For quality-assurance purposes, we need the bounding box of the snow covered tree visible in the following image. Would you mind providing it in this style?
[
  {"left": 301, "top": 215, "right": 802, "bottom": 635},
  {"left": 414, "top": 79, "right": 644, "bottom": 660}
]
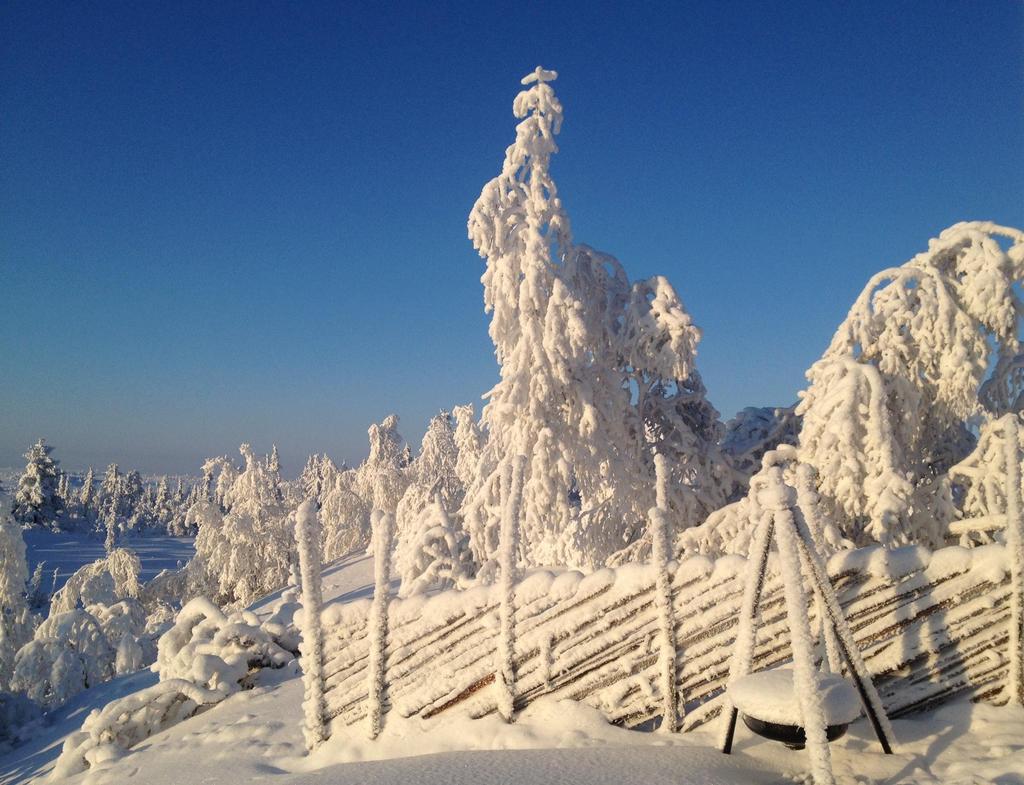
[
  {"left": 104, "top": 505, "right": 119, "bottom": 554},
  {"left": 356, "top": 415, "right": 408, "bottom": 514},
  {"left": 411, "top": 412, "right": 462, "bottom": 506},
  {"left": 152, "top": 477, "right": 172, "bottom": 530},
  {"left": 187, "top": 445, "right": 294, "bottom": 607},
  {"left": 267, "top": 445, "right": 283, "bottom": 502},
  {"left": 798, "top": 222, "right": 1024, "bottom": 547},
  {"left": 462, "top": 68, "right": 734, "bottom": 570},
  {"left": 721, "top": 405, "right": 801, "bottom": 480},
  {"left": 11, "top": 608, "right": 114, "bottom": 707},
  {"left": 199, "top": 461, "right": 215, "bottom": 504},
  {"left": 453, "top": 404, "right": 484, "bottom": 491},
  {"left": 13, "top": 440, "right": 60, "bottom": 528},
  {"left": 167, "top": 478, "right": 197, "bottom": 536},
  {"left": 56, "top": 472, "right": 71, "bottom": 517},
  {"left": 947, "top": 413, "right": 1024, "bottom": 544},
  {"left": 98, "top": 463, "right": 124, "bottom": 538},
  {"left": 319, "top": 468, "right": 371, "bottom": 562},
  {"left": 122, "top": 470, "right": 147, "bottom": 532},
  {"left": 299, "top": 454, "right": 327, "bottom": 500},
  {"left": 0, "top": 498, "right": 33, "bottom": 689},
  {"left": 395, "top": 411, "right": 465, "bottom": 554},
  {"left": 26, "top": 562, "right": 48, "bottom": 613},
  {"left": 173, "top": 477, "right": 186, "bottom": 506},
  {"left": 79, "top": 467, "right": 97, "bottom": 523},
  {"left": 208, "top": 456, "right": 238, "bottom": 511}
]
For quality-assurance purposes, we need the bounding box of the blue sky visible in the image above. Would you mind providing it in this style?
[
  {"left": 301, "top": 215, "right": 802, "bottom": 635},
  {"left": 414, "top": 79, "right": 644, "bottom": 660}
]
[{"left": 2, "top": 1, "right": 1021, "bottom": 476}]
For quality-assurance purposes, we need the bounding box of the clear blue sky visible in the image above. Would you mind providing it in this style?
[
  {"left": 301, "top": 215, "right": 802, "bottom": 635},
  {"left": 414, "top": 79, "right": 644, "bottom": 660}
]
[{"left": 2, "top": 1, "right": 1021, "bottom": 477}]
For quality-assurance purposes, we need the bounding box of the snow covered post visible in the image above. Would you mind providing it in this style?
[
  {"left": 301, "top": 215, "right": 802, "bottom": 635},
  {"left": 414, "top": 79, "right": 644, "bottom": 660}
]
[
  {"left": 768, "top": 471, "right": 835, "bottom": 785},
  {"left": 295, "top": 500, "right": 327, "bottom": 750},
  {"left": 654, "top": 452, "right": 670, "bottom": 512},
  {"left": 367, "top": 510, "right": 395, "bottom": 739},
  {"left": 791, "top": 514, "right": 895, "bottom": 754},
  {"left": 650, "top": 453, "right": 679, "bottom": 732},
  {"left": 496, "top": 454, "right": 526, "bottom": 723},
  {"left": 794, "top": 463, "right": 841, "bottom": 673},
  {"left": 720, "top": 507, "right": 773, "bottom": 753},
  {"left": 1004, "top": 415, "right": 1024, "bottom": 705}
]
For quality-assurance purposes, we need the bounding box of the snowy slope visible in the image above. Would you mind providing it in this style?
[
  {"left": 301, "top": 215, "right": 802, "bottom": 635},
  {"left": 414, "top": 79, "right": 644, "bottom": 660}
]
[{"left": 4, "top": 551, "right": 1024, "bottom": 785}]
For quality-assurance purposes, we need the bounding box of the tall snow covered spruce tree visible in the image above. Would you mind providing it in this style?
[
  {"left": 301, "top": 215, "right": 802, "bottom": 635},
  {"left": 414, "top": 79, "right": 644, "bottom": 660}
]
[
  {"left": 463, "top": 67, "right": 735, "bottom": 570},
  {"left": 13, "top": 440, "right": 61, "bottom": 528}
]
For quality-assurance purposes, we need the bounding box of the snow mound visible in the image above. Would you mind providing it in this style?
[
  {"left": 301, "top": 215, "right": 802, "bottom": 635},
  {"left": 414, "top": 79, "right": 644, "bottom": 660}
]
[{"left": 728, "top": 668, "right": 861, "bottom": 726}]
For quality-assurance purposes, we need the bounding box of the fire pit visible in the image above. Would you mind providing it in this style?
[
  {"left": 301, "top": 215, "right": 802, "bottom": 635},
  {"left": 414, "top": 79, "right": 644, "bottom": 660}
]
[{"left": 728, "top": 668, "right": 861, "bottom": 750}]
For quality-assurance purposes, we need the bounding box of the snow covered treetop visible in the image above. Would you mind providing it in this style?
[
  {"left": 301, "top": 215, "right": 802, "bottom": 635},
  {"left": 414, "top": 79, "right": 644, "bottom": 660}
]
[
  {"left": 469, "top": 66, "right": 571, "bottom": 364},
  {"left": 822, "top": 221, "right": 1024, "bottom": 422},
  {"left": 521, "top": 66, "right": 557, "bottom": 85}
]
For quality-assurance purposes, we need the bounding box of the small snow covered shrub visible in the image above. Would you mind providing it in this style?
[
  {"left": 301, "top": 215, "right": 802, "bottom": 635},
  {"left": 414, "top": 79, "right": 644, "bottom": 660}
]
[
  {"left": 396, "top": 492, "right": 474, "bottom": 598},
  {"left": 89, "top": 599, "right": 152, "bottom": 672},
  {"left": 139, "top": 565, "right": 189, "bottom": 615},
  {"left": 11, "top": 608, "right": 115, "bottom": 707},
  {"left": 49, "top": 548, "right": 141, "bottom": 616},
  {"left": 155, "top": 597, "right": 294, "bottom": 691},
  {"left": 52, "top": 679, "right": 222, "bottom": 779},
  {"left": 53, "top": 592, "right": 301, "bottom": 779}
]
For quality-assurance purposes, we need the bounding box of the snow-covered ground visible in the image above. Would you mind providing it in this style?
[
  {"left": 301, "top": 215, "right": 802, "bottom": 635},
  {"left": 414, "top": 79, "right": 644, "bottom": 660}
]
[
  {"left": 23, "top": 530, "right": 194, "bottom": 592},
  {"left": 2, "top": 550, "right": 1022, "bottom": 785}
]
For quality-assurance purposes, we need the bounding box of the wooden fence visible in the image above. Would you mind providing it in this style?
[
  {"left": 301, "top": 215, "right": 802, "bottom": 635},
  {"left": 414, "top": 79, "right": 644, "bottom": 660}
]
[{"left": 306, "top": 539, "right": 1012, "bottom": 741}]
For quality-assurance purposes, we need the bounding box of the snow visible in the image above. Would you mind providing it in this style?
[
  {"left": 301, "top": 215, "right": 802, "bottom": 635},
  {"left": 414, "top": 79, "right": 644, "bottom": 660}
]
[
  {"left": 1, "top": 549, "right": 1023, "bottom": 785},
  {"left": 0, "top": 70, "right": 1021, "bottom": 785},
  {"left": 827, "top": 543, "right": 931, "bottom": 580},
  {"left": 22, "top": 531, "right": 194, "bottom": 595},
  {"left": 729, "top": 668, "right": 861, "bottom": 726}
]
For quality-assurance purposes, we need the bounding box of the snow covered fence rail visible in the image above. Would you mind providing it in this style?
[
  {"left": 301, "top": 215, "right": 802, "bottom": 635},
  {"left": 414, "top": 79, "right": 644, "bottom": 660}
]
[{"left": 312, "top": 542, "right": 1013, "bottom": 739}]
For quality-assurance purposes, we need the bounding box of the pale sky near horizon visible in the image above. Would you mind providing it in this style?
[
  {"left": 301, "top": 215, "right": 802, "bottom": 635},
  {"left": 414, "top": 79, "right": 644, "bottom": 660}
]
[{"left": 2, "top": 1, "right": 1022, "bottom": 476}]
